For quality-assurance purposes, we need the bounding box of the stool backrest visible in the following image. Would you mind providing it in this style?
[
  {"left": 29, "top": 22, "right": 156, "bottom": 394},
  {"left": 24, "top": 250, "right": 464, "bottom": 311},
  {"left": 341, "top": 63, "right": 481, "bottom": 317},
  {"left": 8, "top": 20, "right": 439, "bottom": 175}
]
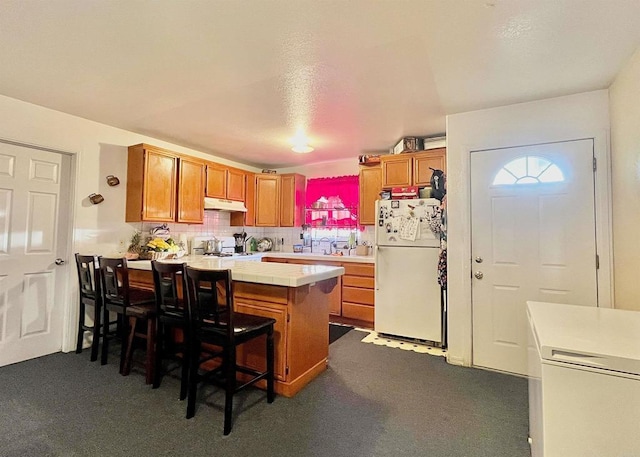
[
  {"left": 183, "top": 267, "right": 234, "bottom": 343},
  {"left": 75, "top": 253, "right": 100, "bottom": 301},
  {"left": 98, "top": 257, "right": 131, "bottom": 307},
  {"left": 151, "top": 261, "right": 186, "bottom": 321}
]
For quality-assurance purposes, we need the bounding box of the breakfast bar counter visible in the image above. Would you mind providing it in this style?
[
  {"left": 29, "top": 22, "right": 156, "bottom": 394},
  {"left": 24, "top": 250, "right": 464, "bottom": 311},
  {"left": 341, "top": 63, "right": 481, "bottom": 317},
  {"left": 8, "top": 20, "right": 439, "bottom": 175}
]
[{"left": 127, "top": 257, "right": 344, "bottom": 397}]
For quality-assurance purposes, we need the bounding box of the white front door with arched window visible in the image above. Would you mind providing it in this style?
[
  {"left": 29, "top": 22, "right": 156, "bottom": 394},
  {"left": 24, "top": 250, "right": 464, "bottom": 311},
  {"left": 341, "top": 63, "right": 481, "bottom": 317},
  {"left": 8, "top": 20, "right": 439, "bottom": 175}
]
[{"left": 470, "top": 139, "right": 598, "bottom": 375}]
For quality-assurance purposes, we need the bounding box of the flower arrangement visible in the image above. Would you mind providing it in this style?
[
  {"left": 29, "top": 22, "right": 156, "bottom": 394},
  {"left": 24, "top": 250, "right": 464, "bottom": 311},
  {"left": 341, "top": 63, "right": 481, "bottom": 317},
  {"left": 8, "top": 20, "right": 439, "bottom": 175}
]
[{"left": 141, "top": 237, "right": 185, "bottom": 260}]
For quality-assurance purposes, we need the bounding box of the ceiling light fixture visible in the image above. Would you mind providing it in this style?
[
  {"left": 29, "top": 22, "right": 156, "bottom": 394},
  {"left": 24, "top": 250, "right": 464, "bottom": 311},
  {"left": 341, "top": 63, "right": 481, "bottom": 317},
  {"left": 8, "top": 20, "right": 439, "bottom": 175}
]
[
  {"left": 290, "top": 128, "right": 314, "bottom": 154},
  {"left": 292, "top": 144, "right": 314, "bottom": 154}
]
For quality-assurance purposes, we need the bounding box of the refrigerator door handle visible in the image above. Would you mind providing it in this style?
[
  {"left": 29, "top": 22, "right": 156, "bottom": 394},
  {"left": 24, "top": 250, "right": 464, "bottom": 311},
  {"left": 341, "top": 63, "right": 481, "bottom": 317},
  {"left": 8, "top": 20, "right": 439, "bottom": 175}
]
[{"left": 374, "top": 245, "right": 379, "bottom": 288}]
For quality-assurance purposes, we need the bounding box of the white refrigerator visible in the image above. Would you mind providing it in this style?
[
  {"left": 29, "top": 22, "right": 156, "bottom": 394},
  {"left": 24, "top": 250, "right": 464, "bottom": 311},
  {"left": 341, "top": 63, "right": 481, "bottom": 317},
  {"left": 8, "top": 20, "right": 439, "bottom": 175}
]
[
  {"left": 374, "top": 198, "right": 442, "bottom": 343},
  {"left": 527, "top": 301, "right": 640, "bottom": 457}
]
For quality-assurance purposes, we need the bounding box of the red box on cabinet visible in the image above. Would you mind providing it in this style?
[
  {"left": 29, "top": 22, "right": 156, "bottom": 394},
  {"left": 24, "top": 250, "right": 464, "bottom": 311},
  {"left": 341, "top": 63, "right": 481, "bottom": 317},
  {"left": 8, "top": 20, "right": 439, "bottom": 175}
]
[{"left": 391, "top": 186, "right": 419, "bottom": 199}]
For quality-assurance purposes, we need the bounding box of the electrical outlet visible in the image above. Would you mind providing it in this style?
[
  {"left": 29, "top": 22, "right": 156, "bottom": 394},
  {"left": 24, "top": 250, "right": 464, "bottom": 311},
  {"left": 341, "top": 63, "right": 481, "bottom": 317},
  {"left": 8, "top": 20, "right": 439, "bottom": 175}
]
[{"left": 118, "top": 239, "right": 126, "bottom": 251}]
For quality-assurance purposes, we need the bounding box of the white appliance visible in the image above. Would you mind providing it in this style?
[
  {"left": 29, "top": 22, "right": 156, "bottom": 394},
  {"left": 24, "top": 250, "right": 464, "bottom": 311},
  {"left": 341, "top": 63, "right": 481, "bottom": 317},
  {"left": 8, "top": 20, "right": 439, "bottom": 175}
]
[
  {"left": 374, "top": 198, "right": 442, "bottom": 342},
  {"left": 527, "top": 301, "right": 640, "bottom": 457},
  {"left": 191, "top": 236, "right": 255, "bottom": 257},
  {"left": 204, "top": 197, "right": 247, "bottom": 212}
]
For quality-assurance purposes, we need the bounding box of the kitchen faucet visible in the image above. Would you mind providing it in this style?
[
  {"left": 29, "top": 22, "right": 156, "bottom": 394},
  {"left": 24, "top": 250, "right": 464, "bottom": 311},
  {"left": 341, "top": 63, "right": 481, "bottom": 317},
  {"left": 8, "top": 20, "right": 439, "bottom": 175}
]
[{"left": 317, "top": 237, "right": 334, "bottom": 255}]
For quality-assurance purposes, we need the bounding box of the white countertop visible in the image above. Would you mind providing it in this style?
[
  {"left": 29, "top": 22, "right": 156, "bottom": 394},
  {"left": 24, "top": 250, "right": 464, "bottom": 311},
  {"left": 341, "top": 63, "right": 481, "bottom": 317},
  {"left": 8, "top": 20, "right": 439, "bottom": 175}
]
[
  {"left": 126, "top": 255, "right": 345, "bottom": 288},
  {"left": 257, "top": 252, "right": 374, "bottom": 263},
  {"left": 527, "top": 301, "right": 640, "bottom": 376}
]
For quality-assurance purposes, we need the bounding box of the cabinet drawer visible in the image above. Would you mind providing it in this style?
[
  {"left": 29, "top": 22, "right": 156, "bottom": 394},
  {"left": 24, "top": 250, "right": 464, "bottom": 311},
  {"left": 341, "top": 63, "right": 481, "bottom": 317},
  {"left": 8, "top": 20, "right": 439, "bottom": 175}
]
[
  {"left": 342, "top": 286, "right": 374, "bottom": 305},
  {"left": 342, "top": 275, "right": 374, "bottom": 289},
  {"left": 343, "top": 263, "right": 374, "bottom": 277},
  {"left": 342, "top": 302, "right": 374, "bottom": 323}
]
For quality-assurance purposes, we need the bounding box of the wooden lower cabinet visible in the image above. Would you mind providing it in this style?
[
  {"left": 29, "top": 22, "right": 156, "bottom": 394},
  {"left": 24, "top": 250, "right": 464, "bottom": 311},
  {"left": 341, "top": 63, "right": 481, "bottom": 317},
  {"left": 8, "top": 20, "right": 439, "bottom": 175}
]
[
  {"left": 287, "top": 259, "right": 342, "bottom": 316},
  {"left": 263, "top": 257, "right": 375, "bottom": 328},
  {"left": 340, "top": 263, "right": 375, "bottom": 328},
  {"left": 128, "top": 269, "right": 334, "bottom": 397},
  {"left": 235, "top": 299, "right": 288, "bottom": 381}
]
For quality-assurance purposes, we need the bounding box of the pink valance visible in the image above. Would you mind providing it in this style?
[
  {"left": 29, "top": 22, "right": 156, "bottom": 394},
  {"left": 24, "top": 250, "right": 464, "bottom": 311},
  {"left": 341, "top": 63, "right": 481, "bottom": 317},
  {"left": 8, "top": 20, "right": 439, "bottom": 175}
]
[{"left": 305, "top": 175, "right": 359, "bottom": 227}]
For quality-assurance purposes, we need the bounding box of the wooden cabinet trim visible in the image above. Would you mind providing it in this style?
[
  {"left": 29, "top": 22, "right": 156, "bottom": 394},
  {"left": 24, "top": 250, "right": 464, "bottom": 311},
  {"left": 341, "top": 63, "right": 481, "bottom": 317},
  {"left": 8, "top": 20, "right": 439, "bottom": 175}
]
[
  {"left": 342, "top": 275, "right": 374, "bottom": 289},
  {"left": 342, "top": 286, "right": 374, "bottom": 305},
  {"left": 343, "top": 263, "right": 375, "bottom": 277},
  {"left": 341, "top": 302, "right": 375, "bottom": 322}
]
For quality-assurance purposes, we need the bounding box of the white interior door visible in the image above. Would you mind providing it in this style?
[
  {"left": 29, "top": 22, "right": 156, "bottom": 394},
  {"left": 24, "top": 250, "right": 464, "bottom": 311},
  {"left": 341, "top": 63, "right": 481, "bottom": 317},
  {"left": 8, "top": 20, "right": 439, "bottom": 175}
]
[
  {"left": 0, "top": 142, "right": 71, "bottom": 367},
  {"left": 471, "top": 139, "right": 598, "bottom": 375}
]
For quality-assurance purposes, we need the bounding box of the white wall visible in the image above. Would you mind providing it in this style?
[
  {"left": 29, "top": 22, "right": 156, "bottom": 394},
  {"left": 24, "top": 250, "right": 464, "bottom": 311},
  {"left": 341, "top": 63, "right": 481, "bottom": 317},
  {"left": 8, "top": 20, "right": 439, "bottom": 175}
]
[
  {"left": 0, "top": 94, "right": 263, "bottom": 351},
  {"left": 446, "top": 90, "right": 612, "bottom": 367},
  {"left": 0, "top": 94, "right": 262, "bottom": 252},
  {"left": 609, "top": 47, "right": 640, "bottom": 312}
]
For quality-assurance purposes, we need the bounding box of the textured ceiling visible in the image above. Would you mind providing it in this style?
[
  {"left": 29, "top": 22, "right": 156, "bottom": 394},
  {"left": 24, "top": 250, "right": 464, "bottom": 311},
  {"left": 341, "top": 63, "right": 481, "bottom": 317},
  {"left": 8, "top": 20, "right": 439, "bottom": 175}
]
[{"left": 1, "top": 0, "right": 639, "bottom": 167}]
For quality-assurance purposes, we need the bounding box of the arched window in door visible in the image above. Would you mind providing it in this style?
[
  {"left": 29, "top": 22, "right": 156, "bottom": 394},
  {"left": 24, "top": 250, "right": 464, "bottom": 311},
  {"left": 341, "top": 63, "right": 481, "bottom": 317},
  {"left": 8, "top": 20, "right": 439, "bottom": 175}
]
[{"left": 492, "top": 155, "right": 565, "bottom": 186}]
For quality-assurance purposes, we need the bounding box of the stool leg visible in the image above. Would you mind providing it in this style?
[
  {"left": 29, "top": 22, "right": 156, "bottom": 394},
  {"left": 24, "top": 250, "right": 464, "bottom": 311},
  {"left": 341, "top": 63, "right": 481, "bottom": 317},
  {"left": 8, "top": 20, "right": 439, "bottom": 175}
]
[
  {"left": 145, "top": 316, "right": 156, "bottom": 385},
  {"left": 266, "top": 327, "right": 275, "bottom": 403},
  {"left": 179, "top": 328, "right": 189, "bottom": 401},
  {"left": 121, "top": 316, "right": 135, "bottom": 375},
  {"left": 223, "top": 346, "right": 236, "bottom": 435},
  {"left": 186, "top": 339, "right": 200, "bottom": 419},
  {"left": 75, "top": 301, "right": 85, "bottom": 354},
  {"left": 153, "top": 321, "right": 164, "bottom": 389},
  {"left": 101, "top": 306, "right": 110, "bottom": 365},
  {"left": 90, "top": 302, "right": 101, "bottom": 362}
]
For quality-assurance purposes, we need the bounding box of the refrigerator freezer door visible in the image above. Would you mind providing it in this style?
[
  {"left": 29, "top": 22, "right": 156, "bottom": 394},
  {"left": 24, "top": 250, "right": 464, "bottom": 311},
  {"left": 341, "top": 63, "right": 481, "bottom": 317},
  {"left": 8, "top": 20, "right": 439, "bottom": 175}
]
[
  {"left": 375, "top": 246, "right": 441, "bottom": 342},
  {"left": 376, "top": 199, "right": 441, "bottom": 248}
]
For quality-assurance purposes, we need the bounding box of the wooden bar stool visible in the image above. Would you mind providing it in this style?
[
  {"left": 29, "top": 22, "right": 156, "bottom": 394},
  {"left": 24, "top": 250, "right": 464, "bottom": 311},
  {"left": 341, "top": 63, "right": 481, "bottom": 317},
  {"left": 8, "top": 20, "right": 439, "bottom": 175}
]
[
  {"left": 151, "top": 260, "right": 189, "bottom": 399},
  {"left": 183, "top": 266, "right": 275, "bottom": 435},
  {"left": 74, "top": 254, "right": 105, "bottom": 361},
  {"left": 98, "top": 257, "right": 157, "bottom": 384}
]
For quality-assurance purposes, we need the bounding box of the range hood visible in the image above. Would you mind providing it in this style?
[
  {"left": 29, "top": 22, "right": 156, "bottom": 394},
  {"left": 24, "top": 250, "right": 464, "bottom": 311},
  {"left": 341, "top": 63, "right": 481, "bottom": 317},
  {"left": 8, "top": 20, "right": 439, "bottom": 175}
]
[{"left": 204, "top": 197, "right": 247, "bottom": 212}]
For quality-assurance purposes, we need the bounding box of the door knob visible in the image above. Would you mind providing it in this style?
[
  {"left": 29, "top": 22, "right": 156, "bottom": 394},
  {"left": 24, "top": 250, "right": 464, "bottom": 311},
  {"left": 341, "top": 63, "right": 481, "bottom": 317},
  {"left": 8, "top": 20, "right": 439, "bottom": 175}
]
[
  {"left": 55, "top": 258, "right": 65, "bottom": 265},
  {"left": 475, "top": 256, "right": 483, "bottom": 263},
  {"left": 474, "top": 271, "right": 483, "bottom": 280}
]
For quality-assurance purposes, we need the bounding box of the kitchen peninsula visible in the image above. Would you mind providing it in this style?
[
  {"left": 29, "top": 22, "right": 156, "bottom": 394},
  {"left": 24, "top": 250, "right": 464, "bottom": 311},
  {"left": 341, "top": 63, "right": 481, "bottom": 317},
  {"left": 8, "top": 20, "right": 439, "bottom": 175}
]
[{"left": 127, "top": 257, "right": 344, "bottom": 397}]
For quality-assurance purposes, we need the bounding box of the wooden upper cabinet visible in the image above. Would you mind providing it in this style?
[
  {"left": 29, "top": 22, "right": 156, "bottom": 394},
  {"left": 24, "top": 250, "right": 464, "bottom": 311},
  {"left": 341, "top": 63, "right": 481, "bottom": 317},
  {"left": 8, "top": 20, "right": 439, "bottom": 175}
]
[
  {"left": 381, "top": 155, "right": 412, "bottom": 188},
  {"left": 230, "top": 172, "right": 256, "bottom": 227},
  {"left": 380, "top": 148, "right": 447, "bottom": 188},
  {"left": 126, "top": 144, "right": 178, "bottom": 222},
  {"left": 279, "top": 173, "right": 306, "bottom": 227},
  {"left": 205, "top": 164, "right": 227, "bottom": 198},
  {"left": 244, "top": 172, "right": 256, "bottom": 226},
  {"left": 413, "top": 148, "right": 446, "bottom": 187},
  {"left": 177, "top": 157, "right": 205, "bottom": 224},
  {"left": 227, "top": 167, "right": 246, "bottom": 201},
  {"left": 206, "top": 163, "right": 246, "bottom": 202},
  {"left": 255, "top": 174, "right": 280, "bottom": 227},
  {"left": 359, "top": 165, "right": 382, "bottom": 225}
]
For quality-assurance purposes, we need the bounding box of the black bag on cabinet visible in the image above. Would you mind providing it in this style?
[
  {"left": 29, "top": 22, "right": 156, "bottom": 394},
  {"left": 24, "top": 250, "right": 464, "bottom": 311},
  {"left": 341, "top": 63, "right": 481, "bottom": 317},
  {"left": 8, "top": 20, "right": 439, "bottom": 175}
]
[{"left": 430, "top": 168, "right": 446, "bottom": 201}]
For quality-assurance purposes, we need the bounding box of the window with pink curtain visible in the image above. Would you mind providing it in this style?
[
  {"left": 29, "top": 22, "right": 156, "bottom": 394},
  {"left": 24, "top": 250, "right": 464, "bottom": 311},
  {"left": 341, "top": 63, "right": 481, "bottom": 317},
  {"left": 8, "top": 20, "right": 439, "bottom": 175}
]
[{"left": 305, "top": 175, "right": 359, "bottom": 227}]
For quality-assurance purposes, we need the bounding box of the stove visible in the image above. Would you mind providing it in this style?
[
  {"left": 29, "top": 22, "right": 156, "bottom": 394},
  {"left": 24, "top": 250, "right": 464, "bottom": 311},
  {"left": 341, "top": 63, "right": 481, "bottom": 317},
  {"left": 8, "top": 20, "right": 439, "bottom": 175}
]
[
  {"left": 203, "top": 252, "right": 234, "bottom": 257},
  {"left": 191, "top": 236, "right": 255, "bottom": 257}
]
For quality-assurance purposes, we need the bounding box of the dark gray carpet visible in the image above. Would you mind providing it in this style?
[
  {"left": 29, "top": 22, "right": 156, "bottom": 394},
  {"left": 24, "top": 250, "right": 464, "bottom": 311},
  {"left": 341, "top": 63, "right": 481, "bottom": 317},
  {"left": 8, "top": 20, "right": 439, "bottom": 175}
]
[
  {"left": 0, "top": 331, "right": 530, "bottom": 457},
  {"left": 329, "top": 323, "right": 353, "bottom": 344}
]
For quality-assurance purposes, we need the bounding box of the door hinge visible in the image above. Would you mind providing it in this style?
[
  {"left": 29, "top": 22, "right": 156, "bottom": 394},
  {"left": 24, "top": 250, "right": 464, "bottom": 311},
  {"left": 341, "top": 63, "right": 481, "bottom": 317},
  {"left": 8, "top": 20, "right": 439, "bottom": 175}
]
[
  {"left": 593, "top": 157, "right": 597, "bottom": 171},
  {"left": 596, "top": 254, "right": 600, "bottom": 269},
  {"left": 287, "top": 313, "right": 290, "bottom": 323},
  {"left": 285, "top": 366, "right": 289, "bottom": 375}
]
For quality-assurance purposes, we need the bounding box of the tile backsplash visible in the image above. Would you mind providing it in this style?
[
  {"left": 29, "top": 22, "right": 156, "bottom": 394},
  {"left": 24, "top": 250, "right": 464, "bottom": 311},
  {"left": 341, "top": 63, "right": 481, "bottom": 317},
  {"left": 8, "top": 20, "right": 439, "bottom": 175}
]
[{"left": 124, "top": 211, "right": 376, "bottom": 255}]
